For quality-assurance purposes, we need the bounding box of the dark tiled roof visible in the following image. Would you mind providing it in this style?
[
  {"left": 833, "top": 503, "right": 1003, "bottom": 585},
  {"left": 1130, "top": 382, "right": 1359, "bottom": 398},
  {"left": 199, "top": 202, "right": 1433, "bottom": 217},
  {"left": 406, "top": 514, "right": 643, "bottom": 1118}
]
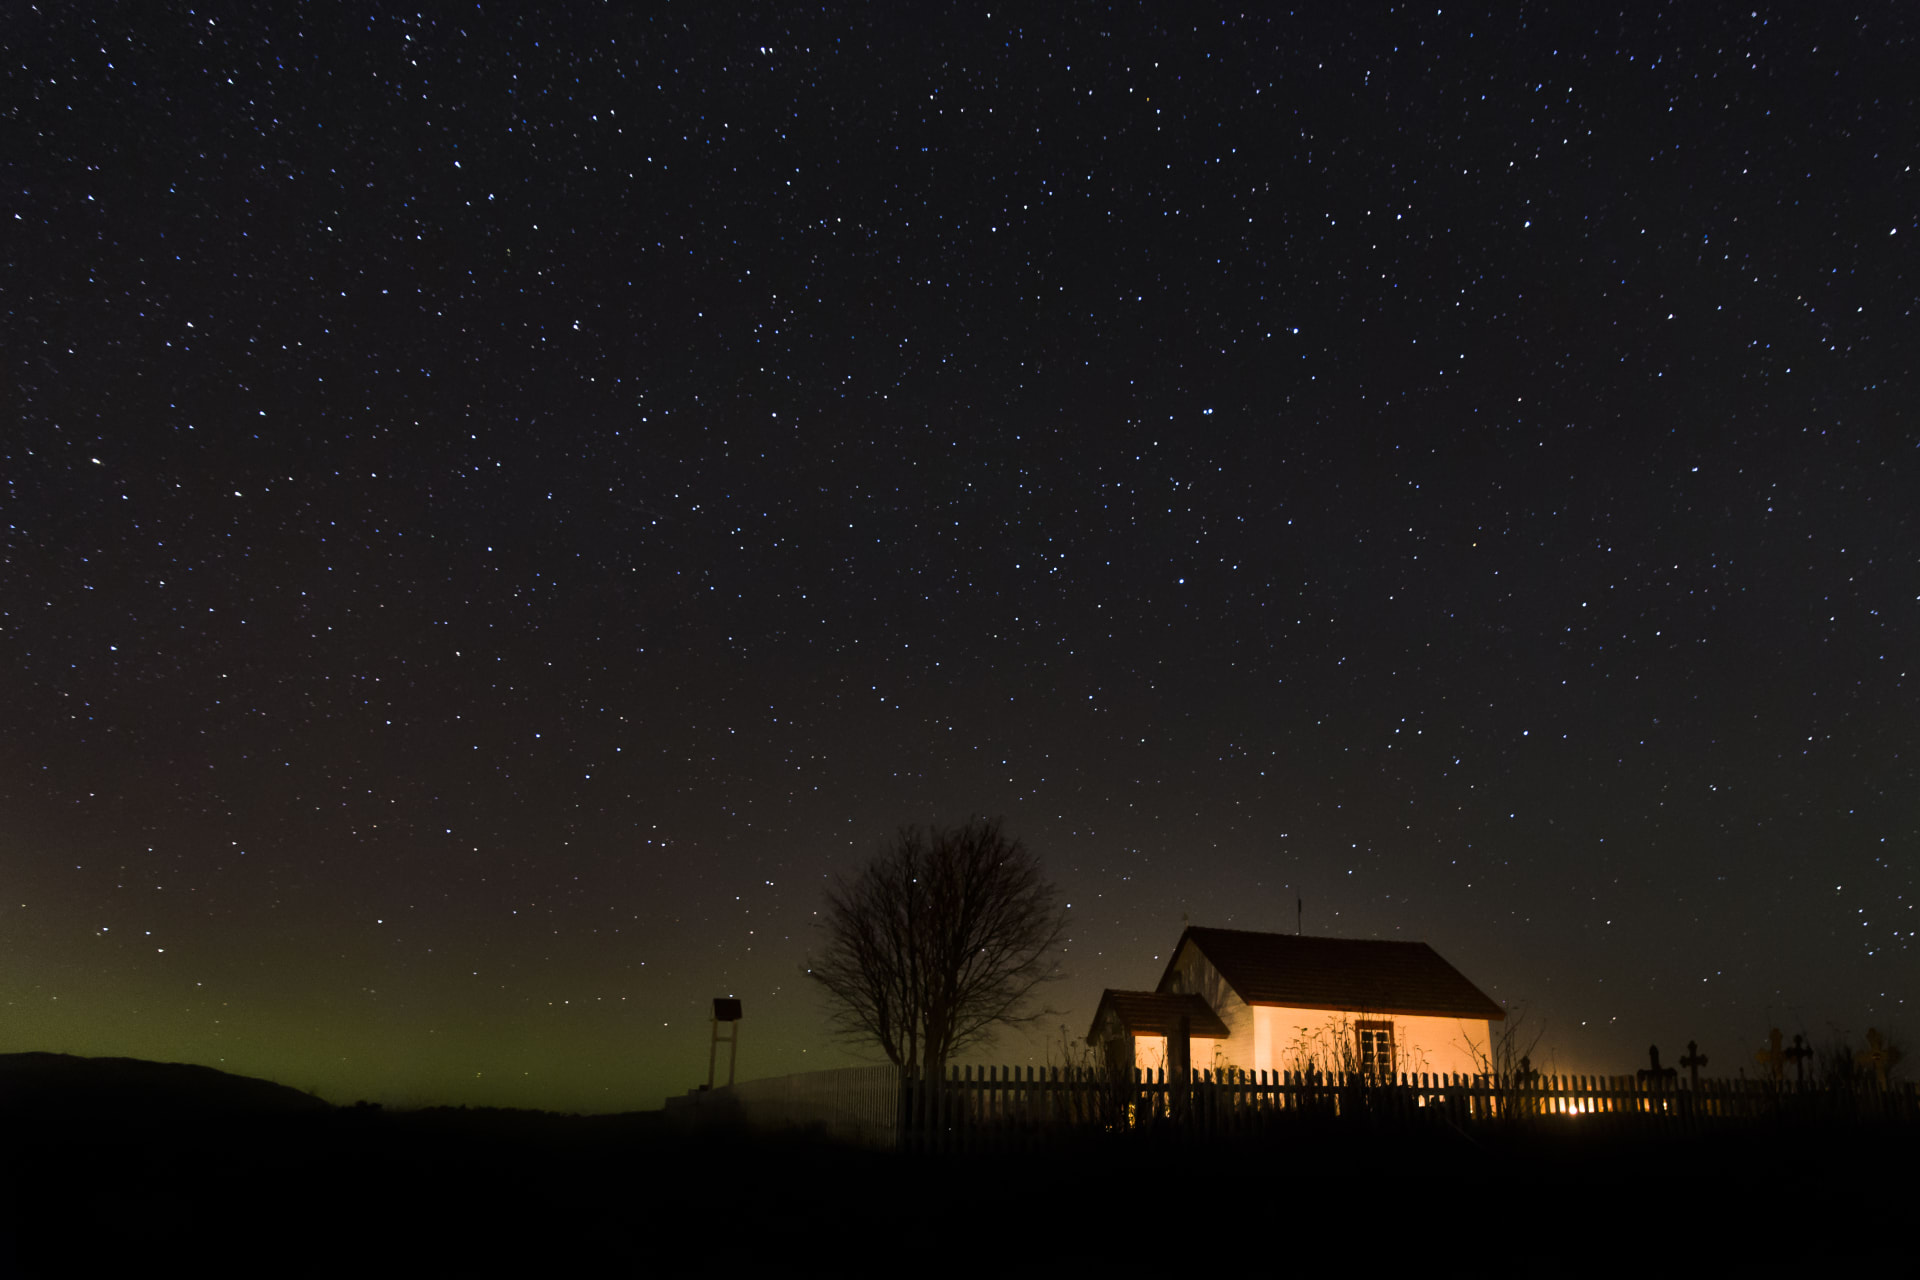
[
  {"left": 1159, "top": 927, "right": 1505, "bottom": 1021},
  {"left": 1085, "top": 989, "right": 1230, "bottom": 1044}
]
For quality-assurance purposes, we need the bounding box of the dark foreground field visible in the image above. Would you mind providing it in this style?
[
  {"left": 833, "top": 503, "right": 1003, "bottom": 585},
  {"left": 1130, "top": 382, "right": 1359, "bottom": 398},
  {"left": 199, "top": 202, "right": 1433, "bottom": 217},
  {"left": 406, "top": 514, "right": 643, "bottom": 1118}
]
[{"left": 2, "top": 1054, "right": 1909, "bottom": 1274}]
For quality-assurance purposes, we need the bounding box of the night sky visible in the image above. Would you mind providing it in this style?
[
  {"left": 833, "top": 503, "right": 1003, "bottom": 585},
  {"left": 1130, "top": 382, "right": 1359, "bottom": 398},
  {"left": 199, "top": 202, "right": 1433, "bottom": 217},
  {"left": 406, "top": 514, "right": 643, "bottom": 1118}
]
[{"left": 6, "top": 3, "right": 1914, "bottom": 1113}]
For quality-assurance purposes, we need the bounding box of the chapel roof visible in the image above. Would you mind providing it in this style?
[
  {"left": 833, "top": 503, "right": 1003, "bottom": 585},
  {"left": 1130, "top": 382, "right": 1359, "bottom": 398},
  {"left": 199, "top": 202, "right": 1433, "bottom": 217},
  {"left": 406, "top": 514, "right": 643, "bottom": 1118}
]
[{"left": 1158, "top": 927, "right": 1505, "bottom": 1021}]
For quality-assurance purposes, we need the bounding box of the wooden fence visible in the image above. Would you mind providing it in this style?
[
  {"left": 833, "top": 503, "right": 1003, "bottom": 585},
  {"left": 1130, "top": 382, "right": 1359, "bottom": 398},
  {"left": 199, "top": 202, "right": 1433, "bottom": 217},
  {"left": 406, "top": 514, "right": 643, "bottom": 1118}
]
[
  {"left": 684, "top": 1064, "right": 1917, "bottom": 1152},
  {"left": 893, "top": 1065, "right": 1920, "bottom": 1153}
]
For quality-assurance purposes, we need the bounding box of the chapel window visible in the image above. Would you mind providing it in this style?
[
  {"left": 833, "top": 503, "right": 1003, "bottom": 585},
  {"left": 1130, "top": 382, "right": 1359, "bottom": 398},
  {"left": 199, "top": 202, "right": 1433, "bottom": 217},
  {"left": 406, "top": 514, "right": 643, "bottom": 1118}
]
[{"left": 1356, "top": 1021, "right": 1395, "bottom": 1081}]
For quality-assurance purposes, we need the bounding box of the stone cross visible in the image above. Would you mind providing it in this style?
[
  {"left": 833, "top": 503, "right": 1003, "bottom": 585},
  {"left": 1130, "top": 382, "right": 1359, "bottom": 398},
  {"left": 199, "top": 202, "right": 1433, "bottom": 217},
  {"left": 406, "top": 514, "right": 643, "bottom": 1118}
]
[
  {"left": 1859, "top": 1028, "right": 1900, "bottom": 1089},
  {"left": 1679, "top": 1040, "right": 1709, "bottom": 1090},
  {"left": 1782, "top": 1032, "right": 1814, "bottom": 1086},
  {"left": 1638, "top": 1044, "right": 1676, "bottom": 1087},
  {"left": 1515, "top": 1054, "right": 1539, "bottom": 1087},
  {"left": 1754, "top": 1028, "right": 1787, "bottom": 1084}
]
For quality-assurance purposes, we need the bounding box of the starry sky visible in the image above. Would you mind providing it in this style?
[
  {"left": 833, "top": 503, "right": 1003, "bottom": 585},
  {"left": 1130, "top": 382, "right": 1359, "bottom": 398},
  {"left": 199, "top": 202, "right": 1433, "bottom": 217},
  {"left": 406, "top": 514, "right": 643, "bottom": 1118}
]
[{"left": 5, "top": 3, "right": 1913, "bottom": 1112}]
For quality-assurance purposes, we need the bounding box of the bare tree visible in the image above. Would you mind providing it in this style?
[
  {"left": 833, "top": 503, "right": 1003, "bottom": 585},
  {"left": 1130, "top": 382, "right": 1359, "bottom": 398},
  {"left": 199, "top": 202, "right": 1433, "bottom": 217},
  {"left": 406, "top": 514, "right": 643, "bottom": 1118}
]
[
  {"left": 807, "top": 817, "right": 1066, "bottom": 1078},
  {"left": 1460, "top": 1003, "right": 1546, "bottom": 1081}
]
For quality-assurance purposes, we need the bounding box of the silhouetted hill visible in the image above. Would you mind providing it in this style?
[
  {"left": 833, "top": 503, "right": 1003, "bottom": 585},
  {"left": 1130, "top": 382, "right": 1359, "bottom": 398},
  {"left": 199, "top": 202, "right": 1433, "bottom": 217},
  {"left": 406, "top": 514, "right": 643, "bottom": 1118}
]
[
  {"left": 0, "top": 1051, "right": 327, "bottom": 1116},
  {"left": 1, "top": 1056, "right": 1907, "bottom": 1275}
]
